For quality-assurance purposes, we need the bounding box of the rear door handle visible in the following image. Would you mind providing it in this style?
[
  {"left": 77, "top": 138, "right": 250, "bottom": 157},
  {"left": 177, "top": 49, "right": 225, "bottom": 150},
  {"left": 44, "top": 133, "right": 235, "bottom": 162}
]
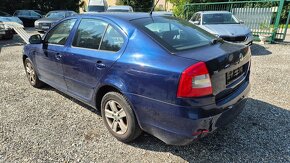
[
  {"left": 55, "top": 53, "right": 62, "bottom": 60},
  {"left": 96, "top": 60, "right": 106, "bottom": 69}
]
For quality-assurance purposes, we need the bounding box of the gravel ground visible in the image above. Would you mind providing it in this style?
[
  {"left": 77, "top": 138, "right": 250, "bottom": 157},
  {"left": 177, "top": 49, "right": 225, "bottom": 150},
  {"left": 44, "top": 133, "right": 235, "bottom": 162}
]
[{"left": 0, "top": 34, "right": 289, "bottom": 163}]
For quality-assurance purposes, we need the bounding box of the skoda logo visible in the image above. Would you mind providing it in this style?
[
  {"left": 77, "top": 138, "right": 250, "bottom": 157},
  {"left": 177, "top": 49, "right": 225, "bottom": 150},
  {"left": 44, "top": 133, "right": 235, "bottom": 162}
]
[
  {"left": 239, "top": 53, "right": 244, "bottom": 62},
  {"left": 228, "top": 54, "right": 234, "bottom": 62}
]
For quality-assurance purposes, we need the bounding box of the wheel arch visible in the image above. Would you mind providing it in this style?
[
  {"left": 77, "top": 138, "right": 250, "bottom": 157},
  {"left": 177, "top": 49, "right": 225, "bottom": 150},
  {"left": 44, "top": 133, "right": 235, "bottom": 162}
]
[{"left": 94, "top": 84, "right": 142, "bottom": 129}]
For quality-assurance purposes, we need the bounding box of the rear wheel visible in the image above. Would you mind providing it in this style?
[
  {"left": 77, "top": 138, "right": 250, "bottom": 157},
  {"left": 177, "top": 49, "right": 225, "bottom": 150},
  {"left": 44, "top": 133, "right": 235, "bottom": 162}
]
[
  {"left": 101, "top": 92, "right": 142, "bottom": 143},
  {"left": 24, "top": 58, "right": 44, "bottom": 88}
]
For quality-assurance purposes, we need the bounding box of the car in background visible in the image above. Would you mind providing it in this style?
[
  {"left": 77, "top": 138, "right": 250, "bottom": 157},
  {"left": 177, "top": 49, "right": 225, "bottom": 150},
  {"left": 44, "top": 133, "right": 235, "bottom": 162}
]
[
  {"left": 13, "top": 10, "right": 42, "bottom": 27},
  {"left": 0, "top": 11, "right": 23, "bottom": 25},
  {"left": 107, "top": 6, "right": 133, "bottom": 12},
  {"left": 23, "top": 13, "right": 251, "bottom": 145},
  {"left": 189, "top": 11, "right": 253, "bottom": 45},
  {"left": 0, "top": 21, "right": 14, "bottom": 40},
  {"left": 153, "top": 11, "right": 173, "bottom": 16},
  {"left": 33, "top": 10, "right": 46, "bottom": 16},
  {"left": 34, "top": 10, "right": 77, "bottom": 32},
  {"left": 88, "top": 0, "right": 108, "bottom": 12}
]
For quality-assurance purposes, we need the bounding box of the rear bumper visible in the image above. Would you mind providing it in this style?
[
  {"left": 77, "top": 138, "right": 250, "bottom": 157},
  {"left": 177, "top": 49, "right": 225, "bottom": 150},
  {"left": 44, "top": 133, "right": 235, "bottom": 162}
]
[{"left": 126, "top": 81, "right": 250, "bottom": 145}]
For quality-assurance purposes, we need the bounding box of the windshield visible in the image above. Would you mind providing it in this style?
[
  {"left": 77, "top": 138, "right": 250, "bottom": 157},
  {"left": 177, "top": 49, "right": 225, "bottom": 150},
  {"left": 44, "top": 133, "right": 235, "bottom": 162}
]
[
  {"left": 88, "top": 6, "right": 105, "bottom": 12},
  {"left": 45, "top": 12, "right": 66, "bottom": 18},
  {"left": 0, "top": 11, "right": 10, "bottom": 17},
  {"left": 202, "top": 13, "right": 239, "bottom": 25},
  {"left": 132, "top": 17, "right": 215, "bottom": 52}
]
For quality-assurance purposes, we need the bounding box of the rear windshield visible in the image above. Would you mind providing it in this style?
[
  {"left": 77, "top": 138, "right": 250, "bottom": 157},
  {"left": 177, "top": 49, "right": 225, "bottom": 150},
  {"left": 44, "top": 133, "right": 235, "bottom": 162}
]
[{"left": 132, "top": 16, "right": 215, "bottom": 52}]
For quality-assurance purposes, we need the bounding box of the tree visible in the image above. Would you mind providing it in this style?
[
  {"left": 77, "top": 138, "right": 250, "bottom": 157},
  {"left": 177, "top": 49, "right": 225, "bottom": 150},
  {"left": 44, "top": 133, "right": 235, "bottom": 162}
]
[
  {"left": 118, "top": 0, "right": 154, "bottom": 12},
  {"left": 0, "top": 0, "right": 81, "bottom": 14}
]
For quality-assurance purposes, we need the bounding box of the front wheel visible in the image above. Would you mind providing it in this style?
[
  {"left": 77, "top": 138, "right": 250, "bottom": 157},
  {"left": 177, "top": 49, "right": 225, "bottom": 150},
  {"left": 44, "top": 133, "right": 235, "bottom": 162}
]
[
  {"left": 101, "top": 92, "right": 142, "bottom": 143},
  {"left": 24, "top": 58, "right": 44, "bottom": 88}
]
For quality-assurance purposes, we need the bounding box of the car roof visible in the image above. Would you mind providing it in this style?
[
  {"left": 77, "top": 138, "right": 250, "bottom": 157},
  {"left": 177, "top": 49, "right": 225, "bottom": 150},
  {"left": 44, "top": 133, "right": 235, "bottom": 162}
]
[
  {"left": 198, "top": 11, "right": 231, "bottom": 14},
  {"left": 81, "top": 12, "right": 160, "bottom": 21},
  {"left": 107, "top": 6, "right": 132, "bottom": 10}
]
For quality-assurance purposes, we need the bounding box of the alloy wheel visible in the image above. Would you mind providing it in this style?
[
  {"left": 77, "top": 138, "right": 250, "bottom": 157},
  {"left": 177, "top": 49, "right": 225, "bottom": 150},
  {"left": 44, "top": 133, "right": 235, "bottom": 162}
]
[
  {"left": 26, "top": 62, "right": 36, "bottom": 85},
  {"left": 104, "top": 100, "right": 128, "bottom": 135}
]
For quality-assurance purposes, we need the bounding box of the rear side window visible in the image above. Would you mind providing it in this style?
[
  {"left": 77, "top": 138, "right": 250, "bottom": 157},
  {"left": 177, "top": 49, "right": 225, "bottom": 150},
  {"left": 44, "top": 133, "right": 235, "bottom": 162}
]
[
  {"left": 73, "top": 19, "right": 108, "bottom": 50},
  {"left": 45, "top": 19, "right": 77, "bottom": 45},
  {"left": 132, "top": 17, "right": 215, "bottom": 52},
  {"left": 100, "top": 25, "right": 124, "bottom": 52},
  {"left": 19, "top": 10, "right": 30, "bottom": 16}
]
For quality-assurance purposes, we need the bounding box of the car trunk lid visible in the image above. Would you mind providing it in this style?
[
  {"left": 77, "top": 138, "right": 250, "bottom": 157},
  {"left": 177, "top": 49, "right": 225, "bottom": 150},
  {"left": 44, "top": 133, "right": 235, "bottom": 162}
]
[{"left": 176, "top": 43, "right": 251, "bottom": 100}]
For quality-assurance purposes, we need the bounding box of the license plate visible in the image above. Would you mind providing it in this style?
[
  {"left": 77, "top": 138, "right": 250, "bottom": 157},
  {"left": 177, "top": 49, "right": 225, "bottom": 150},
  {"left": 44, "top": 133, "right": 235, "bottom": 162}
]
[
  {"left": 226, "top": 66, "right": 244, "bottom": 84},
  {"left": 42, "top": 26, "right": 50, "bottom": 29}
]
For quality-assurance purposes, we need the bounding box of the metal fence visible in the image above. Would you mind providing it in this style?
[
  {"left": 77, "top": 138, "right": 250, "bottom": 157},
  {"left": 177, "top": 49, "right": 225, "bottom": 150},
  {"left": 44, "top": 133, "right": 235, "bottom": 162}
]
[{"left": 183, "top": 0, "right": 290, "bottom": 43}]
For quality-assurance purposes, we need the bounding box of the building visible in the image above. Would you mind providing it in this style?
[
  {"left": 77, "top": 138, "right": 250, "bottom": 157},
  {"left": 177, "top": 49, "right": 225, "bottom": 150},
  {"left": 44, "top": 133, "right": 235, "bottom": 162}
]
[{"left": 80, "top": 0, "right": 173, "bottom": 13}]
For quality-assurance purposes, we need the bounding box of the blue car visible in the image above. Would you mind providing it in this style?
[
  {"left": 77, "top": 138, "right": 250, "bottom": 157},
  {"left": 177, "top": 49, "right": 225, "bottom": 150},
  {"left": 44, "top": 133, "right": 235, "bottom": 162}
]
[{"left": 23, "top": 13, "right": 251, "bottom": 145}]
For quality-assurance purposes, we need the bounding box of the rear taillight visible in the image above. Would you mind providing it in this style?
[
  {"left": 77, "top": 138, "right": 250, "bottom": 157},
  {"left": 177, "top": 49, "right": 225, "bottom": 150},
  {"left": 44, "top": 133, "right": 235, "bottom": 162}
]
[{"left": 177, "top": 62, "right": 213, "bottom": 98}]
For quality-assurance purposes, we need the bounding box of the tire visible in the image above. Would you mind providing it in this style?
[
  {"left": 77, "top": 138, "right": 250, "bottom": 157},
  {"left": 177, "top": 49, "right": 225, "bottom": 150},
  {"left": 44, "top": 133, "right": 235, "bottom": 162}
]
[
  {"left": 24, "top": 58, "right": 45, "bottom": 88},
  {"left": 101, "top": 92, "right": 142, "bottom": 143}
]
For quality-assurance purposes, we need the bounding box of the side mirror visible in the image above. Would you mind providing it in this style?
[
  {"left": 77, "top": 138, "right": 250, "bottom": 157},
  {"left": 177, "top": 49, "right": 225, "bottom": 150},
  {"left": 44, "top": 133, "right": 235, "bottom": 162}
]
[
  {"left": 239, "top": 20, "right": 244, "bottom": 24},
  {"left": 29, "top": 34, "right": 42, "bottom": 44},
  {"left": 192, "top": 21, "right": 200, "bottom": 25}
]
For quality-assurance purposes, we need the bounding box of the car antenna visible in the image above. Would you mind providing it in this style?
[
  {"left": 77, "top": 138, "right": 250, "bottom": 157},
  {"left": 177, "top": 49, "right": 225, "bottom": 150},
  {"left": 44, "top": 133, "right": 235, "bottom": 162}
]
[{"left": 150, "top": 0, "right": 160, "bottom": 16}]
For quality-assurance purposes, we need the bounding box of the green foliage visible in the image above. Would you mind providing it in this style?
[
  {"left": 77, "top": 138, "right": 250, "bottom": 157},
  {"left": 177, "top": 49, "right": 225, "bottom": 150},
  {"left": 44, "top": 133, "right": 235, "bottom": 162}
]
[
  {"left": 0, "top": 0, "right": 81, "bottom": 14},
  {"left": 118, "top": 0, "right": 154, "bottom": 12}
]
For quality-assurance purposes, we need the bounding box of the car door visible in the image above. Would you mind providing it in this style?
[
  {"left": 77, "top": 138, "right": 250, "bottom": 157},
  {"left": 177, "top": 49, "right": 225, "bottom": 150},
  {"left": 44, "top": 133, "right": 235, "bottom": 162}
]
[
  {"left": 62, "top": 18, "right": 126, "bottom": 101},
  {"left": 34, "top": 18, "right": 77, "bottom": 91}
]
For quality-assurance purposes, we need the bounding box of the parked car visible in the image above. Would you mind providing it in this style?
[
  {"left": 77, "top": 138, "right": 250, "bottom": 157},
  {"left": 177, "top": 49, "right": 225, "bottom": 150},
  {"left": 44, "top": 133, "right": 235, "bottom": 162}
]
[
  {"left": 107, "top": 6, "right": 133, "bottom": 12},
  {"left": 13, "top": 10, "right": 42, "bottom": 27},
  {"left": 153, "top": 11, "right": 173, "bottom": 16},
  {"left": 35, "top": 10, "right": 77, "bottom": 32},
  {"left": 23, "top": 13, "right": 251, "bottom": 145},
  {"left": 33, "top": 10, "right": 46, "bottom": 16},
  {"left": 189, "top": 11, "right": 253, "bottom": 45},
  {"left": 0, "top": 11, "right": 23, "bottom": 25},
  {"left": 88, "top": 0, "right": 108, "bottom": 12},
  {"left": 0, "top": 21, "right": 14, "bottom": 40}
]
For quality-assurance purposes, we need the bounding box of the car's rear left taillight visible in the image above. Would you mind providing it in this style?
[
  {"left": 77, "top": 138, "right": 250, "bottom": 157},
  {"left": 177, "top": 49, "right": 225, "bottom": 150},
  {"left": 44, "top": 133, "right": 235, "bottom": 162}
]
[{"left": 177, "top": 62, "right": 213, "bottom": 98}]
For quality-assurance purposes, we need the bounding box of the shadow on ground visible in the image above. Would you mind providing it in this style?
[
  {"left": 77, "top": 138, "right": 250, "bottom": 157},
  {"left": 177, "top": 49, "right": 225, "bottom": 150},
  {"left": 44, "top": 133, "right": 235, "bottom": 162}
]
[
  {"left": 129, "top": 98, "right": 290, "bottom": 162},
  {"left": 0, "top": 35, "right": 25, "bottom": 53},
  {"left": 48, "top": 83, "right": 290, "bottom": 162},
  {"left": 251, "top": 43, "right": 272, "bottom": 56}
]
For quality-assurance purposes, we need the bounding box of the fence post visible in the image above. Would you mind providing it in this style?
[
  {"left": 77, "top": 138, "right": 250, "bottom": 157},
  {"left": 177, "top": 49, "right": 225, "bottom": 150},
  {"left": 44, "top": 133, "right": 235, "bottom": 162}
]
[
  {"left": 271, "top": 0, "right": 285, "bottom": 43},
  {"left": 282, "top": 10, "right": 290, "bottom": 41}
]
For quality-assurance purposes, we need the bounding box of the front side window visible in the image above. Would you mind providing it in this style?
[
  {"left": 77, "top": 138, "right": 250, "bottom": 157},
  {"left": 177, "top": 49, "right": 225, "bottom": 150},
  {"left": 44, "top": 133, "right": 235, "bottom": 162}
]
[
  {"left": 19, "top": 11, "right": 30, "bottom": 16},
  {"left": 202, "top": 13, "right": 239, "bottom": 25},
  {"left": 132, "top": 17, "right": 215, "bottom": 52},
  {"left": 45, "top": 19, "right": 77, "bottom": 45},
  {"left": 73, "top": 19, "right": 108, "bottom": 49},
  {"left": 100, "top": 25, "right": 124, "bottom": 52}
]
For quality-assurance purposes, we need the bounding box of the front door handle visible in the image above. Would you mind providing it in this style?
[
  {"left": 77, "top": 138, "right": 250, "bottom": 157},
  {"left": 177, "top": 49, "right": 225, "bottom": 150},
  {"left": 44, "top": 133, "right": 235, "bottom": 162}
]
[{"left": 96, "top": 60, "right": 106, "bottom": 69}]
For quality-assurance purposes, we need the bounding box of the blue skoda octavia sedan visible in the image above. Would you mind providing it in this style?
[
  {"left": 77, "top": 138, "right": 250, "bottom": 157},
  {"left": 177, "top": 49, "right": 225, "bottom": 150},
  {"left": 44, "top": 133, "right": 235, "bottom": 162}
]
[{"left": 23, "top": 13, "right": 251, "bottom": 145}]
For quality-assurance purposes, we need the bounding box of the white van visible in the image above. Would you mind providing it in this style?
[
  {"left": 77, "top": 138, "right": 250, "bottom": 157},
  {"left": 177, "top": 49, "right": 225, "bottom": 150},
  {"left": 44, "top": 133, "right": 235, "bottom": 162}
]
[{"left": 88, "top": 0, "right": 108, "bottom": 12}]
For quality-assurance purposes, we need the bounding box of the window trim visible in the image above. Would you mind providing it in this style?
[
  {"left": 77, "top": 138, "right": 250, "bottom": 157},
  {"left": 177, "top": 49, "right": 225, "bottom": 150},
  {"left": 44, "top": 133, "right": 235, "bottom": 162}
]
[
  {"left": 44, "top": 18, "right": 77, "bottom": 46},
  {"left": 70, "top": 18, "right": 126, "bottom": 53}
]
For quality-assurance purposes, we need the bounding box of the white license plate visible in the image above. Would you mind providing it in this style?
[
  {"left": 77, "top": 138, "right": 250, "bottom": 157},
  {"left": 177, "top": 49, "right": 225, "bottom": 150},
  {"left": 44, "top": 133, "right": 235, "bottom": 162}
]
[{"left": 42, "top": 26, "right": 49, "bottom": 29}]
